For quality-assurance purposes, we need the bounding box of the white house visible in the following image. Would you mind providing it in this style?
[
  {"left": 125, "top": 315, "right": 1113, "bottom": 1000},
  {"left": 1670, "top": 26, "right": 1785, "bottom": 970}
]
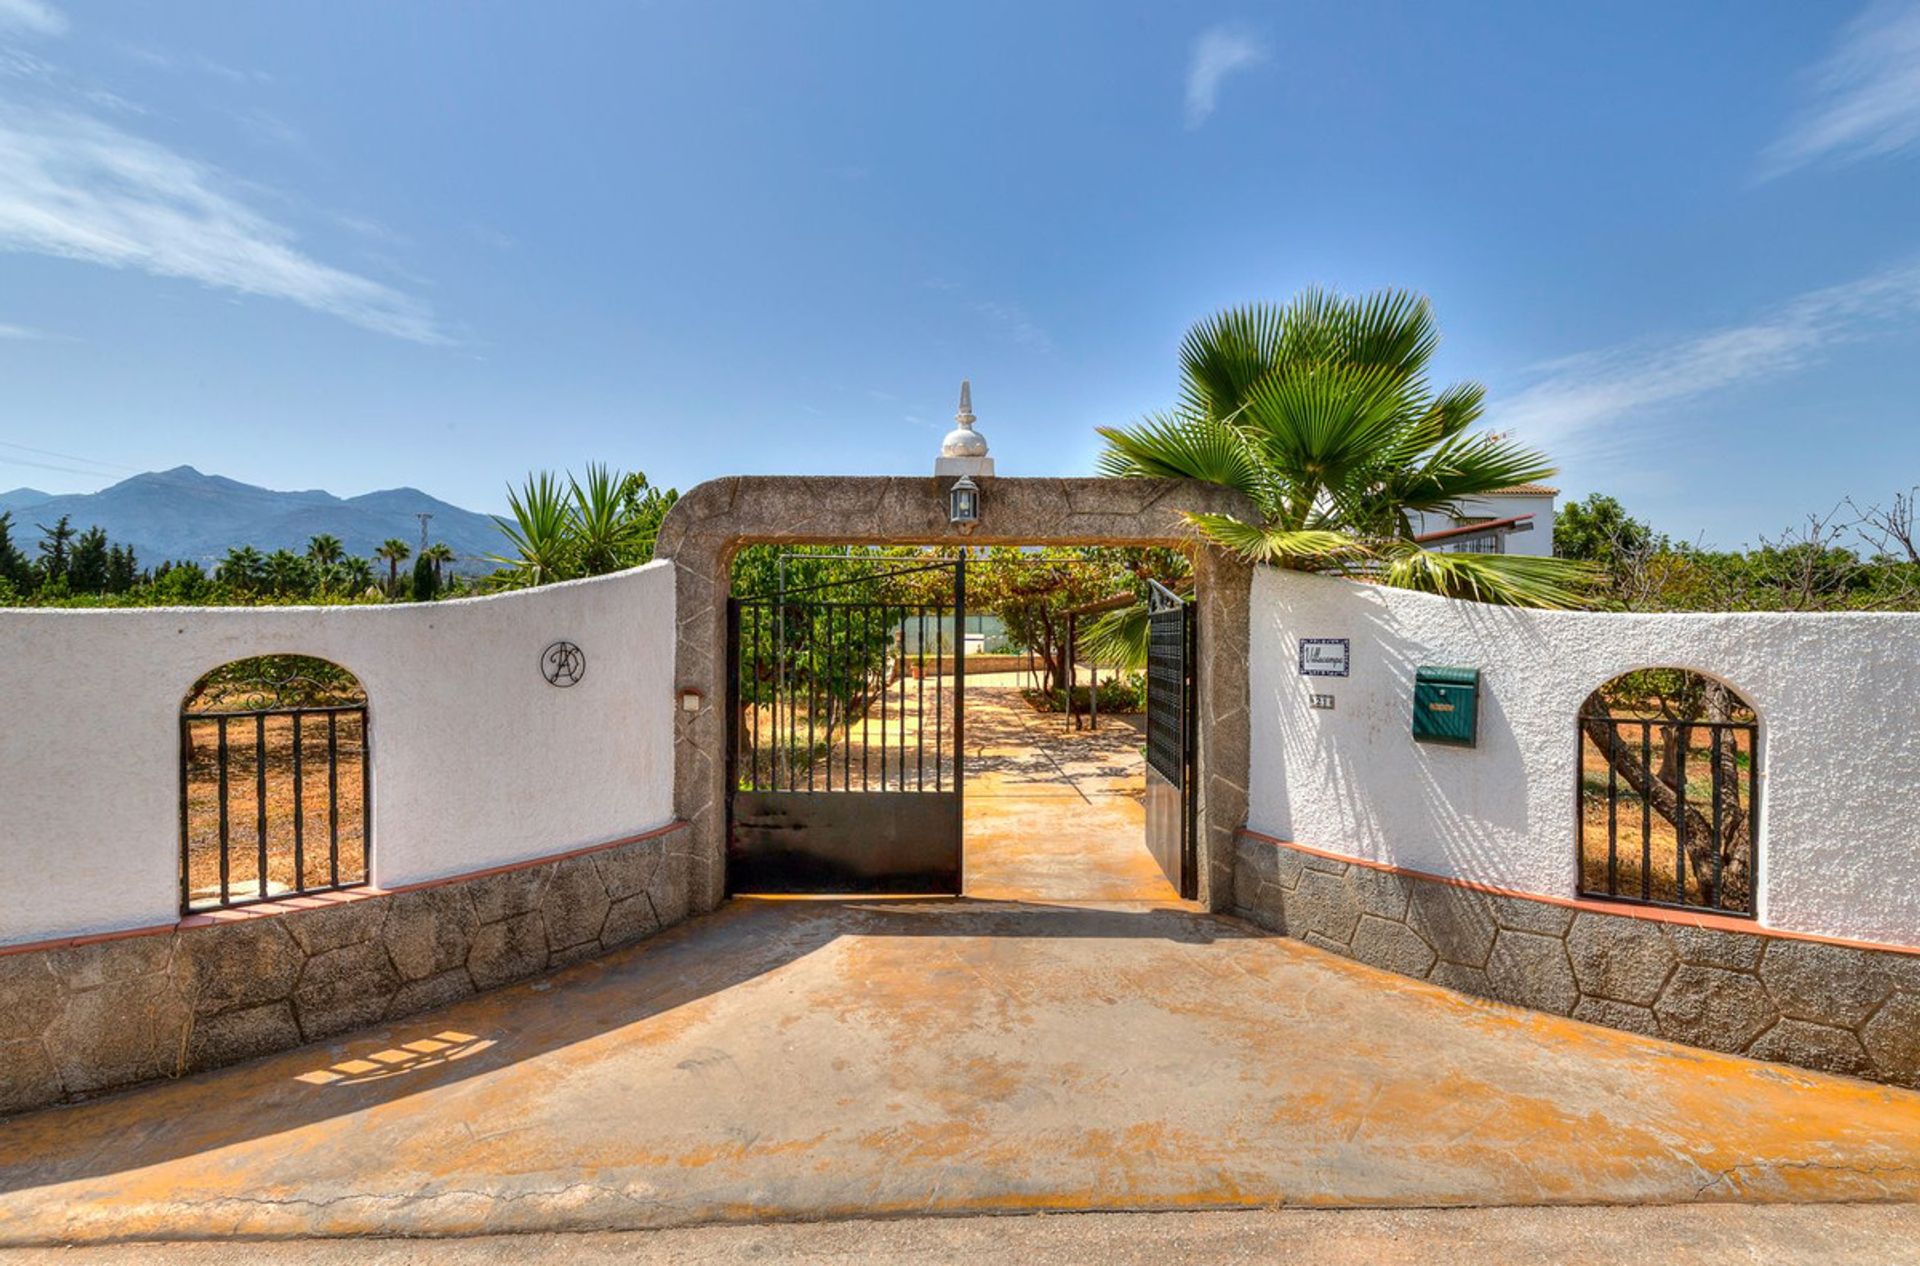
[{"left": 1409, "top": 483, "right": 1557, "bottom": 556}]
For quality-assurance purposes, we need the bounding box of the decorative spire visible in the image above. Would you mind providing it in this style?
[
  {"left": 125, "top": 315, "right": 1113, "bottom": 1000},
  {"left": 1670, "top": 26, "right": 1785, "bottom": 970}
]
[{"left": 936, "top": 377, "right": 992, "bottom": 472}]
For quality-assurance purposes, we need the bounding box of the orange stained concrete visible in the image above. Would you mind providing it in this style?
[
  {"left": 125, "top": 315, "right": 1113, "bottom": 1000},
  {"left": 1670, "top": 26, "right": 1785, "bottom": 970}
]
[
  {"left": 3, "top": 898, "right": 1920, "bottom": 1245},
  {"left": 959, "top": 684, "right": 1176, "bottom": 904}
]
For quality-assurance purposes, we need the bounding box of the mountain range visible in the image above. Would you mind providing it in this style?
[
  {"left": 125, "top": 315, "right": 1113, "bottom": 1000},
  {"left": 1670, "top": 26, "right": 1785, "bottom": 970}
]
[{"left": 0, "top": 467, "right": 505, "bottom": 572}]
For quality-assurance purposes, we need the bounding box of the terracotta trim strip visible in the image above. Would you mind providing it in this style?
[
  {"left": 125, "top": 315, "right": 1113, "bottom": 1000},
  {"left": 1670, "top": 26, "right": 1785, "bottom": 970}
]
[
  {"left": 0, "top": 820, "right": 690, "bottom": 958},
  {"left": 1238, "top": 829, "right": 1920, "bottom": 959}
]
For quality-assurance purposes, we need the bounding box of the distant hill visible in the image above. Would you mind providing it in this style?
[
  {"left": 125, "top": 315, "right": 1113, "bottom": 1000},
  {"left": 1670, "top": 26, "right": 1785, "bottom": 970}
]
[{"left": 0, "top": 467, "right": 505, "bottom": 573}]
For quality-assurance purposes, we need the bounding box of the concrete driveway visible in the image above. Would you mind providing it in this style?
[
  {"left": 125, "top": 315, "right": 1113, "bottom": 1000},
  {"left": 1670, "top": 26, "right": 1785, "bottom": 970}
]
[
  {"left": 960, "top": 683, "right": 1173, "bottom": 902},
  {"left": 3, "top": 894, "right": 1920, "bottom": 1245}
]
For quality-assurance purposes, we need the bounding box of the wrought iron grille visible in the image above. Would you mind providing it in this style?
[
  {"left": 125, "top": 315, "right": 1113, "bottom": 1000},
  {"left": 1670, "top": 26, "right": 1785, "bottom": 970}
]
[
  {"left": 1577, "top": 714, "right": 1757, "bottom": 916},
  {"left": 180, "top": 699, "right": 371, "bottom": 913},
  {"left": 1145, "top": 581, "right": 1190, "bottom": 788},
  {"left": 732, "top": 561, "right": 961, "bottom": 795}
]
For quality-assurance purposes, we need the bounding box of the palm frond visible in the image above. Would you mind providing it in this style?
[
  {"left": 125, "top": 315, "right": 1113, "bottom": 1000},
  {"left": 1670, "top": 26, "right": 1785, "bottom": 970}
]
[
  {"left": 1326, "top": 288, "right": 1437, "bottom": 381},
  {"left": 1177, "top": 304, "right": 1286, "bottom": 419},
  {"left": 1094, "top": 412, "right": 1266, "bottom": 499},
  {"left": 1077, "top": 603, "right": 1151, "bottom": 673},
  {"left": 1377, "top": 543, "right": 1595, "bottom": 609},
  {"left": 1237, "top": 361, "right": 1415, "bottom": 496},
  {"left": 1389, "top": 431, "right": 1559, "bottom": 518},
  {"left": 1182, "top": 512, "right": 1364, "bottom": 566}
]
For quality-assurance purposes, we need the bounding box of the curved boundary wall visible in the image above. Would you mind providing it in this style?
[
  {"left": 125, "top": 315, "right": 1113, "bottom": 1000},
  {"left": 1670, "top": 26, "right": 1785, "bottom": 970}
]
[
  {"left": 0, "top": 822, "right": 694, "bottom": 1115},
  {"left": 0, "top": 561, "right": 677, "bottom": 947},
  {"left": 1242, "top": 568, "right": 1920, "bottom": 1086},
  {"left": 1234, "top": 831, "right": 1920, "bottom": 1087},
  {"left": 1250, "top": 568, "right": 1920, "bottom": 946}
]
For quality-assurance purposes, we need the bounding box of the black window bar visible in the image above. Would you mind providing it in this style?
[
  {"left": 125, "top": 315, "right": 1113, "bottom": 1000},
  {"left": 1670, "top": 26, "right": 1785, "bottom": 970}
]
[
  {"left": 179, "top": 701, "right": 371, "bottom": 913},
  {"left": 1577, "top": 713, "right": 1757, "bottom": 917}
]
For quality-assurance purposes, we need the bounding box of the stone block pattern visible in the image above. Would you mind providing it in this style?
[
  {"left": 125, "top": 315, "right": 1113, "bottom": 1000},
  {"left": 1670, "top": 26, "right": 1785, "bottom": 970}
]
[
  {"left": 0, "top": 824, "right": 692, "bottom": 1118},
  {"left": 1234, "top": 832, "right": 1920, "bottom": 1089}
]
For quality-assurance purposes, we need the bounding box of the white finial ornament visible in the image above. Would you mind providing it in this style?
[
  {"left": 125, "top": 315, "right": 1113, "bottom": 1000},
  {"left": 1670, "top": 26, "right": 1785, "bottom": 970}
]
[{"left": 936, "top": 379, "right": 994, "bottom": 476}]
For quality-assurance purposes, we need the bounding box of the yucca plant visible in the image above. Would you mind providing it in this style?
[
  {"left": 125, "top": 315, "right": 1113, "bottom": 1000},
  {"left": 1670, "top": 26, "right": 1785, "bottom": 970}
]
[
  {"left": 487, "top": 471, "right": 574, "bottom": 587},
  {"left": 568, "top": 462, "right": 641, "bottom": 576},
  {"left": 1097, "top": 289, "right": 1593, "bottom": 615}
]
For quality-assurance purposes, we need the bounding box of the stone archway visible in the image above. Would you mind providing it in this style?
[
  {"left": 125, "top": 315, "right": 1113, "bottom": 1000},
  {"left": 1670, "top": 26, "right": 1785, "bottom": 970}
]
[{"left": 653, "top": 476, "right": 1255, "bottom": 914}]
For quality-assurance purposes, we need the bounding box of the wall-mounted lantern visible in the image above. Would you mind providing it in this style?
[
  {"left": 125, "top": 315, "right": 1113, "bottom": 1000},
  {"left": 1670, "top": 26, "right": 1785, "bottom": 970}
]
[
  {"left": 949, "top": 475, "right": 981, "bottom": 533},
  {"left": 935, "top": 379, "right": 993, "bottom": 535}
]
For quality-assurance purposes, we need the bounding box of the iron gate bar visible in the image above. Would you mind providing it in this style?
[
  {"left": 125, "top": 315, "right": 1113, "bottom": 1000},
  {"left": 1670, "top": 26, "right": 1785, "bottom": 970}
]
[
  {"left": 954, "top": 556, "right": 966, "bottom": 852},
  {"left": 1675, "top": 727, "right": 1687, "bottom": 906},
  {"left": 328, "top": 712, "right": 340, "bottom": 887},
  {"left": 1641, "top": 722, "right": 1652, "bottom": 901},
  {"left": 917, "top": 606, "right": 926, "bottom": 791},
  {"left": 217, "top": 716, "right": 229, "bottom": 905},
  {"left": 1578, "top": 713, "right": 1755, "bottom": 917},
  {"left": 255, "top": 713, "right": 268, "bottom": 900},
  {"left": 292, "top": 712, "right": 304, "bottom": 888}
]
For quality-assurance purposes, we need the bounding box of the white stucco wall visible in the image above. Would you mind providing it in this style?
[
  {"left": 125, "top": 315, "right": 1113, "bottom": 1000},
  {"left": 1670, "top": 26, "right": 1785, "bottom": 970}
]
[
  {"left": 1249, "top": 568, "right": 1920, "bottom": 948},
  {"left": 0, "top": 562, "right": 676, "bottom": 947}
]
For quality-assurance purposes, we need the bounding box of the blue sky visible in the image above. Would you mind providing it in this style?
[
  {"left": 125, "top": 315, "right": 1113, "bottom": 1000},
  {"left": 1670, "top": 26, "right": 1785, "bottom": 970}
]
[{"left": 2, "top": 0, "right": 1918, "bottom": 547}]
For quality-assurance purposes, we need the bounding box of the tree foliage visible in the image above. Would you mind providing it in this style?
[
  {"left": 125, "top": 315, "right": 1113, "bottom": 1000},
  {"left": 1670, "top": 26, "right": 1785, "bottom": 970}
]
[
  {"left": 486, "top": 465, "right": 677, "bottom": 588},
  {"left": 1568, "top": 490, "right": 1920, "bottom": 614},
  {"left": 1096, "top": 289, "right": 1592, "bottom": 609}
]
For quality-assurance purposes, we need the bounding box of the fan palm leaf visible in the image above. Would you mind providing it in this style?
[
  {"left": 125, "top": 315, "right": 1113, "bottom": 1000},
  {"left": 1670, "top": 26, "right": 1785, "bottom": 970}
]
[
  {"left": 1181, "top": 513, "right": 1363, "bottom": 567},
  {"left": 1093, "top": 412, "right": 1266, "bottom": 499},
  {"left": 1376, "top": 542, "right": 1595, "bottom": 610},
  {"left": 1096, "top": 287, "right": 1594, "bottom": 611}
]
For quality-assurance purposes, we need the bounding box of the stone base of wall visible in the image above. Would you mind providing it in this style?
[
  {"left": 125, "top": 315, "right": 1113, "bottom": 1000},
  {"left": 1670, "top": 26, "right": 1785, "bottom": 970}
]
[
  {"left": 0, "top": 822, "right": 693, "bottom": 1118},
  {"left": 1234, "top": 831, "right": 1920, "bottom": 1089}
]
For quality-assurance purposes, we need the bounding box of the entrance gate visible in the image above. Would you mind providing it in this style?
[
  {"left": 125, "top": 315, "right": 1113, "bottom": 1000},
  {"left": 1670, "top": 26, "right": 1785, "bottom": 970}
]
[
  {"left": 726, "top": 558, "right": 966, "bottom": 894},
  {"left": 1144, "top": 579, "right": 1197, "bottom": 899}
]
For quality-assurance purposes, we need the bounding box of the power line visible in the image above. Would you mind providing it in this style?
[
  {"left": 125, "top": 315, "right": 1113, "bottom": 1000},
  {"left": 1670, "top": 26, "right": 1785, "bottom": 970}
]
[{"left": 0, "top": 438, "right": 138, "bottom": 473}]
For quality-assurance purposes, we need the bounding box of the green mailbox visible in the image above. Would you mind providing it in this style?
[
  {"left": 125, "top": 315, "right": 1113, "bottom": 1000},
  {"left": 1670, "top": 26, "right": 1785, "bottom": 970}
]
[{"left": 1413, "top": 666, "right": 1480, "bottom": 747}]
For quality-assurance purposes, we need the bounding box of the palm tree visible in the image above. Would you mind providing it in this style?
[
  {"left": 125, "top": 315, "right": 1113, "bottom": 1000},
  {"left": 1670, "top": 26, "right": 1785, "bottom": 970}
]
[
  {"left": 306, "top": 534, "right": 345, "bottom": 567},
  {"left": 1096, "top": 289, "right": 1591, "bottom": 611},
  {"left": 264, "top": 549, "right": 308, "bottom": 597},
  {"left": 340, "top": 556, "right": 376, "bottom": 594},
  {"left": 374, "top": 538, "right": 412, "bottom": 596},
  {"left": 421, "top": 542, "right": 456, "bottom": 585},
  {"left": 216, "top": 545, "right": 266, "bottom": 594}
]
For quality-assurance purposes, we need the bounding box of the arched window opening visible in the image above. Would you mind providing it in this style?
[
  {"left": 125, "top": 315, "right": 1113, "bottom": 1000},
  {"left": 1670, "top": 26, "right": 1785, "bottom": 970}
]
[
  {"left": 181, "top": 656, "right": 370, "bottom": 913},
  {"left": 1578, "top": 670, "right": 1756, "bottom": 917}
]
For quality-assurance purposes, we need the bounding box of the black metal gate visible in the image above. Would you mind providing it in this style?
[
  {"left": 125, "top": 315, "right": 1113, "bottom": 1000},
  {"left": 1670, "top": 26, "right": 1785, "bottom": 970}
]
[
  {"left": 1144, "top": 579, "right": 1196, "bottom": 899},
  {"left": 726, "top": 558, "right": 965, "bottom": 894}
]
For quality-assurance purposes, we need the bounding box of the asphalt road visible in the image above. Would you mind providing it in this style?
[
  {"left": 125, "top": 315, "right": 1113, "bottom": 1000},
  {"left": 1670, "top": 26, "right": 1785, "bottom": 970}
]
[{"left": 7, "top": 1205, "right": 1920, "bottom": 1265}]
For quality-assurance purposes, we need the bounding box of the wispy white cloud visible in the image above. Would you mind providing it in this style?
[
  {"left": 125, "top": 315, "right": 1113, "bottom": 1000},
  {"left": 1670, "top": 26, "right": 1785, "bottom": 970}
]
[
  {"left": 1184, "top": 25, "right": 1266, "bottom": 129},
  {"left": 0, "top": 105, "right": 446, "bottom": 342},
  {"left": 1491, "top": 260, "right": 1920, "bottom": 461},
  {"left": 0, "top": 0, "right": 66, "bottom": 38},
  {"left": 972, "top": 298, "right": 1052, "bottom": 353},
  {"left": 1761, "top": 0, "right": 1920, "bottom": 178},
  {"left": 118, "top": 43, "right": 268, "bottom": 86},
  {"left": 0, "top": 320, "right": 45, "bottom": 337}
]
